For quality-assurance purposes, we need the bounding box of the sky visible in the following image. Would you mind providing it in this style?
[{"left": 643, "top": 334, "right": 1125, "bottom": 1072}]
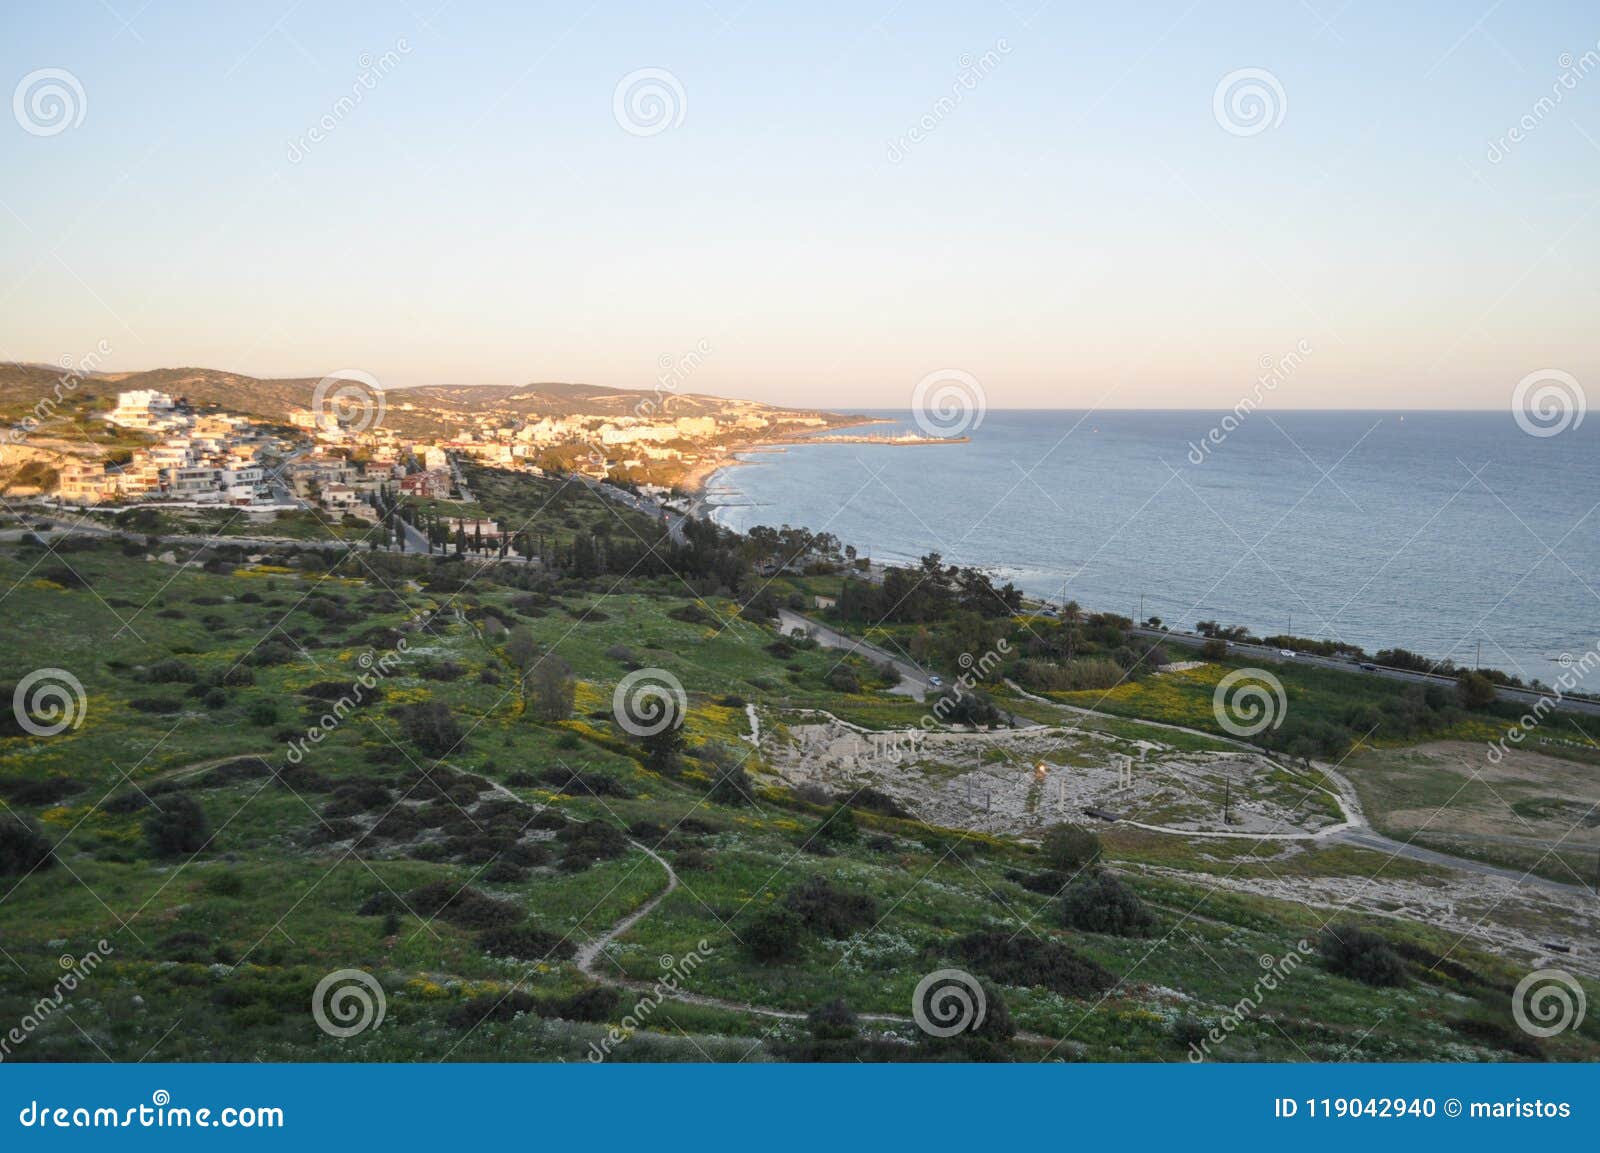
[{"left": 1, "top": 1, "right": 1597, "bottom": 410}]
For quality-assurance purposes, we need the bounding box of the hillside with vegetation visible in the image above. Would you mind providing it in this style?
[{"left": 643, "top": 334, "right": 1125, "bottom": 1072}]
[{"left": 0, "top": 464, "right": 1595, "bottom": 1063}]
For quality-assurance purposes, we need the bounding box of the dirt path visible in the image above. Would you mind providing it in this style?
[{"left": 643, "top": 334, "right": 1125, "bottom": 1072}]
[
  {"left": 571, "top": 838, "right": 1068, "bottom": 1044},
  {"left": 1002, "top": 679, "right": 1591, "bottom": 898}
]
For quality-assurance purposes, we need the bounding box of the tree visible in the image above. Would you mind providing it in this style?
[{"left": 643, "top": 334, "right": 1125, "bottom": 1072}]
[
  {"left": 809, "top": 802, "right": 858, "bottom": 847},
  {"left": 1041, "top": 823, "right": 1101, "bottom": 871},
  {"left": 529, "top": 656, "right": 575, "bottom": 721},
  {"left": 1456, "top": 669, "right": 1497, "bottom": 709},
  {"left": 144, "top": 795, "right": 211, "bottom": 858},
  {"left": 396, "top": 700, "right": 465, "bottom": 757},
  {"left": 1058, "top": 869, "right": 1154, "bottom": 937},
  {"left": 702, "top": 742, "right": 755, "bottom": 805},
  {"left": 505, "top": 627, "right": 537, "bottom": 670},
  {"left": 641, "top": 717, "right": 684, "bottom": 775}
]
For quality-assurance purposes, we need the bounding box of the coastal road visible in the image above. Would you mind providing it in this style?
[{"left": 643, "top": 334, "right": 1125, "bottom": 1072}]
[
  {"left": 1133, "top": 626, "right": 1600, "bottom": 718},
  {"left": 776, "top": 609, "right": 934, "bottom": 701}
]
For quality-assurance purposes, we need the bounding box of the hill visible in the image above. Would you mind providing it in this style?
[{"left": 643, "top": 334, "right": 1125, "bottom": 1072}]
[{"left": 1, "top": 363, "right": 845, "bottom": 439}]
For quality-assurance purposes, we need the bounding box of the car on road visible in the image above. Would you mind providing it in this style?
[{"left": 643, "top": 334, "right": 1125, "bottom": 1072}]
[
  {"left": 1278, "top": 649, "right": 1296, "bottom": 658},
  {"left": 928, "top": 675, "right": 943, "bottom": 687},
  {"left": 1359, "top": 662, "right": 1377, "bottom": 671}
]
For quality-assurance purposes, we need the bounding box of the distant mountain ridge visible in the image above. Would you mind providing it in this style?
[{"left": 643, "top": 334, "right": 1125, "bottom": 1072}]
[{"left": 0, "top": 363, "right": 843, "bottom": 434}]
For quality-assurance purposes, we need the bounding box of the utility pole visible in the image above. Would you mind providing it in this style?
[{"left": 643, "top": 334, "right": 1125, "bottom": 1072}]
[{"left": 1476, "top": 640, "right": 1481, "bottom": 670}]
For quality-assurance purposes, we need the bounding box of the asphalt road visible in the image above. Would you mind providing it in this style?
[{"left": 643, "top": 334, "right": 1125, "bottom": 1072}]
[
  {"left": 775, "top": 608, "right": 934, "bottom": 699},
  {"left": 1133, "top": 626, "right": 1600, "bottom": 718}
]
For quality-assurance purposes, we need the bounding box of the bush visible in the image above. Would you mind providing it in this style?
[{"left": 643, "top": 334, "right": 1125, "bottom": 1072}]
[
  {"left": 144, "top": 795, "right": 211, "bottom": 858},
  {"left": 823, "top": 666, "right": 862, "bottom": 693},
  {"left": 746, "top": 904, "right": 804, "bottom": 962},
  {"left": 477, "top": 924, "right": 573, "bottom": 962},
  {"left": 394, "top": 701, "right": 465, "bottom": 757},
  {"left": 1057, "top": 869, "right": 1154, "bottom": 937},
  {"left": 808, "top": 998, "right": 858, "bottom": 1041},
  {"left": 784, "top": 875, "right": 877, "bottom": 938},
  {"left": 545, "top": 986, "right": 619, "bottom": 1022},
  {"left": 1040, "top": 823, "right": 1101, "bottom": 871},
  {"left": 557, "top": 820, "right": 629, "bottom": 871},
  {"left": 808, "top": 803, "right": 858, "bottom": 847},
  {"left": 406, "top": 881, "right": 519, "bottom": 928},
  {"left": 1319, "top": 924, "right": 1407, "bottom": 987},
  {"left": 952, "top": 930, "right": 1114, "bottom": 998},
  {"left": 0, "top": 814, "right": 54, "bottom": 876}
]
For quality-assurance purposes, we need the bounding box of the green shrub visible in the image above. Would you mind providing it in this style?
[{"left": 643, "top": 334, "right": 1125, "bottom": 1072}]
[
  {"left": 1040, "top": 823, "right": 1101, "bottom": 871},
  {"left": 144, "top": 795, "right": 211, "bottom": 858},
  {"left": 1057, "top": 869, "right": 1154, "bottom": 937},
  {"left": 1319, "top": 924, "right": 1406, "bottom": 987},
  {"left": 0, "top": 814, "right": 54, "bottom": 876}
]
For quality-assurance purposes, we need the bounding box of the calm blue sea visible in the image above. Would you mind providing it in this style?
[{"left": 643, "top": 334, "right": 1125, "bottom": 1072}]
[{"left": 707, "top": 410, "right": 1600, "bottom": 686}]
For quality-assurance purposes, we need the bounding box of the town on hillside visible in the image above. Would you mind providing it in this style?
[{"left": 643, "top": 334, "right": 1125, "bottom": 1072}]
[{"left": 6, "top": 383, "right": 857, "bottom": 545}]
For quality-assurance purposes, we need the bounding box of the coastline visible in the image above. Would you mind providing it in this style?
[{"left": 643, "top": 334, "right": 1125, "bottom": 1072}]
[{"left": 682, "top": 414, "right": 967, "bottom": 500}]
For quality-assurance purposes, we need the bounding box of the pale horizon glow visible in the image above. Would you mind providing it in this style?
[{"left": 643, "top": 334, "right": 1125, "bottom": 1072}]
[{"left": 2, "top": 1, "right": 1597, "bottom": 411}]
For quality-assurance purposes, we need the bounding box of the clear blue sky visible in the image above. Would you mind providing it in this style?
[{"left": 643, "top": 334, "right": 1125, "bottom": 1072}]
[{"left": 2, "top": 1, "right": 1596, "bottom": 409}]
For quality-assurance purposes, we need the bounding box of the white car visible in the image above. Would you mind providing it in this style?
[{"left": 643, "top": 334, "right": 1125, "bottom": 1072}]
[
  {"left": 1279, "top": 649, "right": 1296, "bottom": 658},
  {"left": 928, "top": 675, "right": 943, "bottom": 687}
]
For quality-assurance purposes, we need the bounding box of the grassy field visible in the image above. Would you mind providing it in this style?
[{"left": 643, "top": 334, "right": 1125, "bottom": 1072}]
[{"left": 2, "top": 479, "right": 1596, "bottom": 1064}]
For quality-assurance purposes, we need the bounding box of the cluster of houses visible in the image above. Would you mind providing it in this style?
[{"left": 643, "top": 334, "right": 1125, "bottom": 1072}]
[
  {"left": 58, "top": 392, "right": 284, "bottom": 507},
  {"left": 52, "top": 385, "right": 835, "bottom": 514}
]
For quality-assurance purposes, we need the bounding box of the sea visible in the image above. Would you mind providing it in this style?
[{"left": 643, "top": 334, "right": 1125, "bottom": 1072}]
[{"left": 705, "top": 410, "right": 1600, "bottom": 687}]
